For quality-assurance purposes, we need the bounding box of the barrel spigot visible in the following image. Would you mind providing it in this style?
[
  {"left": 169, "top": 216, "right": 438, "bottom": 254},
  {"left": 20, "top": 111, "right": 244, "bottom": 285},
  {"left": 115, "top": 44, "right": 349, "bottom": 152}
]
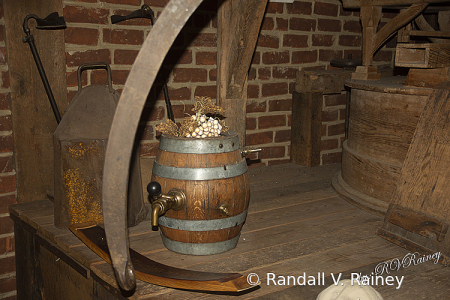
[{"left": 147, "top": 181, "right": 186, "bottom": 227}]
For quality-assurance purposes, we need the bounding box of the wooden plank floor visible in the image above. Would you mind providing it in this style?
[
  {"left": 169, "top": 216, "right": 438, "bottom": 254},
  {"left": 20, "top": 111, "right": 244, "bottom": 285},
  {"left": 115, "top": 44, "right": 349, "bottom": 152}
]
[
  {"left": 128, "top": 163, "right": 449, "bottom": 299},
  {"left": 10, "top": 163, "right": 449, "bottom": 299}
]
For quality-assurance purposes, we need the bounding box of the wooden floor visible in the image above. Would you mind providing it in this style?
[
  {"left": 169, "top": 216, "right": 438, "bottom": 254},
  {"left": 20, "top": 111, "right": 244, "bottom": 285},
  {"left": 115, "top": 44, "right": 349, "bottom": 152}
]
[
  {"left": 11, "top": 163, "right": 449, "bottom": 299},
  {"left": 127, "top": 163, "right": 449, "bottom": 299}
]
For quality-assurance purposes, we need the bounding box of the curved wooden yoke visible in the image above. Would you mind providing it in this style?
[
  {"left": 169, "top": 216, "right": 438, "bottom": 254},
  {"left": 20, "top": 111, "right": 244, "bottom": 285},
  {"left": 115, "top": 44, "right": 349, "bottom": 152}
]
[{"left": 101, "top": 0, "right": 204, "bottom": 291}]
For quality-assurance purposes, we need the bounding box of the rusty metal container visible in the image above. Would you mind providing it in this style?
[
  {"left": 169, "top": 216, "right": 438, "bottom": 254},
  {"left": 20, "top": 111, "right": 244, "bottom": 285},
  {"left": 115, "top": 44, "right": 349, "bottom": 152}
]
[{"left": 53, "top": 62, "right": 147, "bottom": 229}]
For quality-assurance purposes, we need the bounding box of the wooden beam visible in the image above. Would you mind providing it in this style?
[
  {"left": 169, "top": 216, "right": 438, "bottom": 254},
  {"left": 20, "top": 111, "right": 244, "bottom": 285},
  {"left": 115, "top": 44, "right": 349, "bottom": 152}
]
[
  {"left": 217, "top": 0, "right": 268, "bottom": 147},
  {"left": 4, "top": 0, "right": 68, "bottom": 203}
]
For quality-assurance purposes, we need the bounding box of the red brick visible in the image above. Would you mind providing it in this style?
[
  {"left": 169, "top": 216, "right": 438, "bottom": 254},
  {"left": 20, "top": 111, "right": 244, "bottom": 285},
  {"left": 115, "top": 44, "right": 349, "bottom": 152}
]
[
  {"left": 187, "top": 33, "right": 217, "bottom": 47},
  {"left": 0, "top": 195, "right": 16, "bottom": 214},
  {"left": 258, "top": 68, "right": 271, "bottom": 80},
  {"left": 0, "top": 135, "right": 13, "bottom": 152},
  {"left": 0, "top": 235, "right": 14, "bottom": 256},
  {"left": 111, "top": 9, "right": 152, "bottom": 26},
  {"left": 287, "top": 2, "right": 312, "bottom": 15},
  {"left": 0, "top": 215, "right": 14, "bottom": 235},
  {"left": 246, "top": 131, "right": 273, "bottom": 146},
  {"left": 318, "top": 19, "right": 341, "bottom": 32},
  {"left": 0, "top": 115, "right": 11, "bottom": 132},
  {"left": 0, "top": 25, "right": 5, "bottom": 43},
  {"left": 65, "top": 27, "right": 99, "bottom": 45},
  {"left": 171, "top": 104, "right": 194, "bottom": 119},
  {"left": 314, "top": 2, "right": 339, "bottom": 17},
  {"left": 157, "top": 87, "right": 191, "bottom": 101},
  {"left": 292, "top": 50, "right": 317, "bottom": 64},
  {"left": 247, "top": 85, "right": 259, "bottom": 99},
  {"left": 268, "top": 159, "right": 290, "bottom": 166},
  {"left": 322, "top": 124, "right": 327, "bottom": 136},
  {"left": 252, "top": 51, "right": 261, "bottom": 65},
  {"left": 340, "top": 6, "right": 353, "bottom": 16},
  {"left": 114, "top": 49, "right": 139, "bottom": 65},
  {"left": 248, "top": 68, "right": 257, "bottom": 81},
  {"left": 344, "top": 49, "right": 361, "bottom": 60},
  {"left": 322, "top": 152, "right": 342, "bottom": 165},
  {"left": 273, "top": 67, "right": 297, "bottom": 79},
  {"left": 325, "top": 94, "right": 346, "bottom": 106},
  {"left": 247, "top": 100, "right": 266, "bottom": 113},
  {"left": 258, "top": 115, "right": 286, "bottom": 129},
  {"left": 343, "top": 20, "right": 361, "bottom": 33},
  {"left": 289, "top": 18, "right": 316, "bottom": 31},
  {"left": 141, "top": 105, "right": 165, "bottom": 122},
  {"left": 1, "top": 71, "right": 9, "bottom": 89},
  {"left": 259, "top": 146, "right": 285, "bottom": 159},
  {"left": 0, "top": 47, "right": 6, "bottom": 66},
  {"left": 257, "top": 35, "right": 279, "bottom": 49},
  {"left": 269, "top": 99, "right": 292, "bottom": 111},
  {"left": 194, "top": 85, "right": 216, "bottom": 99},
  {"left": 105, "top": 0, "right": 140, "bottom": 4},
  {"left": 139, "top": 141, "right": 159, "bottom": 157},
  {"left": 276, "top": 18, "right": 288, "bottom": 31},
  {"left": 321, "top": 138, "right": 339, "bottom": 151},
  {"left": 172, "top": 68, "right": 207, "bottom": 83},
  {"left": 246, "top": 117, "right": 257, "bottom": 130},
  {"left": 339, "top": 35, "right": 361, "bottom": 47},
  {"left": 267, "top": 2, "right": 284, "bottom": 14},
  {"left": 0, "top": 274, "right": 16, "bottom": 294},
  {"left": 262, "top": 82, "right": 288, "bottom": 97},
  {"left": 339, "top": 108, "right": 346, "bottom": 120},
  {"left": 92, "top": 69, "right": 129, "bottom": 86},
  {"left": 275, "top": 130, "right": 291, "bottom": 143},
  {"left": 66, "top": 49, "right": 111, "bottom": 67},
  {"left": 209, "top": 69, "right": 217, "bottom": 81},
  {"left": 0, "top": 155, "right": 13, "bottom": 174},
  {"left": 66, "top": 70, "right": 87, "bottom": 88},
  {"left": 0, "top": 5, "right": 3, "bottom": 18},
  {"left": 165, "top": 49, "right": 193, "bottom": 65},
  {"left": 144, "top": 0, "right": 169, "bottom": 7},
  {"left": 64, "top": 6, "right": 109, "bottom": 24},
  {"left": 0, "top": 93, "right": 10, "bottom": 111},
  {"left": 262, "top": 51, "right": 289, "bottom": 65},
  {"left": 196, "top": 51, "right": 217, "bottom": 65},
  {"left": 283, "top": 34, "right": 308, "bottom": 48},
  {"left": 328, "top": 123, "right": 345, "bottom": 136},
  {"left": 312, "top": 34, "right": 334, "bottom": 47},
  {"left": 138, "top": 125, "right": 154, "bottom": 141},
  {"left": 261, "top": 17, "right": 275, "bottom": 31},
  {"left": 289, "top": 82, "right": 295, "bottom": 94},
  {"left": 103, "top": 29, "right": 143, "bottom": 45},
  {"left": 319, "top": 49, "right": 343, "bottom": 62},
  {"left": 322, "top": 109, "right": 338, "bottom": 122}
]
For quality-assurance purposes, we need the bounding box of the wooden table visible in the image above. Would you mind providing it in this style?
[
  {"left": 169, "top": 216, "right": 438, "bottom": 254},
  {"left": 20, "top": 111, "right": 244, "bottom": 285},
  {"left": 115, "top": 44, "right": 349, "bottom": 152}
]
[{"left": 9, "top": 163, "right": 450, "bottom": 299}]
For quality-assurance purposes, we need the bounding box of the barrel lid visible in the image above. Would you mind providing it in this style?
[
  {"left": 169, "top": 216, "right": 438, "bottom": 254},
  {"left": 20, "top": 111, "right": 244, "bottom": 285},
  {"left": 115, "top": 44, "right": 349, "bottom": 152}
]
[{"left": 158, "top": 131, "right": 241, "bottom": 154}]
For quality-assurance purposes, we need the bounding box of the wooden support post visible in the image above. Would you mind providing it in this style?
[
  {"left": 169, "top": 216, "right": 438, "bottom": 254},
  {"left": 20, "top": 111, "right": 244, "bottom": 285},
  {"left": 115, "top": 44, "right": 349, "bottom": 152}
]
[
  {"left": 217, "top": 0, "right": 268, "bottom": 147},
  {"left": 4, "top": 0, "right": 67, "bottom": 203}
]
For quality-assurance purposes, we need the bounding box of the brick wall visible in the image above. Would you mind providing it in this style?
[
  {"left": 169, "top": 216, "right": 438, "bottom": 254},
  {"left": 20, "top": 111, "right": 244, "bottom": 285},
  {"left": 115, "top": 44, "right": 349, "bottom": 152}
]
[
  {"left": 0, "top": 2, "right": 17, "bottom": 299},
  {"left": 0, "top": 0, "right": 398, "bottom": 298},
  {"left": 62, "top": 0, "right": 396, "bottom": 167}
]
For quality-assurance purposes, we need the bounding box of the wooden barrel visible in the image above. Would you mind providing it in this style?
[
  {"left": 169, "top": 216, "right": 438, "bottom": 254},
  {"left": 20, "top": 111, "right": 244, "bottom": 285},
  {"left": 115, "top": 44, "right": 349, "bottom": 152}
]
[
  {"left": 151, "top": 132, "right": 249, "bottom": 255},
  {"left": 333, "top": 77, "right": 431, "bottom": 215}
]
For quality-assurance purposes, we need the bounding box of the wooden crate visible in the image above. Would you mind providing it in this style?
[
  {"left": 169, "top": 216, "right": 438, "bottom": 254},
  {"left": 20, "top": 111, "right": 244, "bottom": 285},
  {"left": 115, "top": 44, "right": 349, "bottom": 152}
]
[{"left": 395, "top": 43, "right": 450, "bottom": 68}]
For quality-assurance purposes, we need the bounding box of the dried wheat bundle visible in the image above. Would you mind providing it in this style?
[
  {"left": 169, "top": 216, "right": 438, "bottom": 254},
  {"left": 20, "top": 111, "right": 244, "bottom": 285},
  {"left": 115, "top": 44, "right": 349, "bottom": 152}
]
[
  {"left": 155, "top": 119, "right": 178, "bottom": 137},
  {"left": 193, "top": 96, "right": 224, "bottom": 115},
  {"left": 179, "top": 116, "right": 197, "bottom": 138}
]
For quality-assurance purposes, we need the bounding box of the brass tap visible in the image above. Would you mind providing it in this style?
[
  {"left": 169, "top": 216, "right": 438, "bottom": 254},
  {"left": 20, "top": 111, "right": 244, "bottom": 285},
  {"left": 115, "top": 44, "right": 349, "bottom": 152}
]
[{"left": 147, "top": 181, "right": 186, "bottom": 227}]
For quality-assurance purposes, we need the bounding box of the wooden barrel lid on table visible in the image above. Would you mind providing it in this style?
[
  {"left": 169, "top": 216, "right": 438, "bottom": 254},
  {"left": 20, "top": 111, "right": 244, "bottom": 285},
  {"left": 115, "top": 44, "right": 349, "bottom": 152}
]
[
  {"left": 151, "top": 132, "right": 250, "bottom": 255},
  {"left": 333, "top": 77, "right": 432, "bottom": 216}
]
